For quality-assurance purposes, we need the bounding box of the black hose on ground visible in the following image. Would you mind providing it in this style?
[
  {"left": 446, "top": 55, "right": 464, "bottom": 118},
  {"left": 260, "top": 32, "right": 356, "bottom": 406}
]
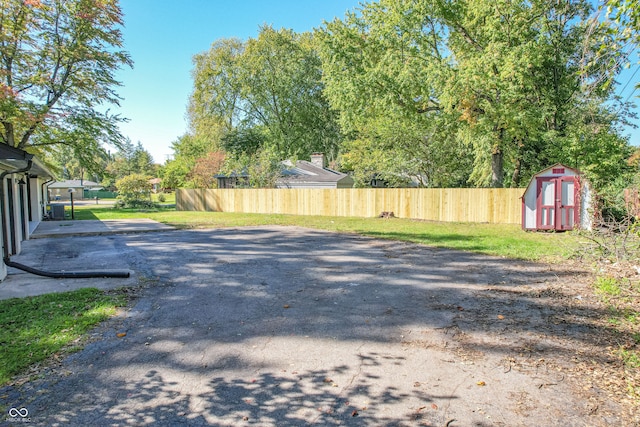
[
  {"left": 0, "top": 159, "right": 130, "bottom": 280},
  {"left": 4, "top": 257, "right": 130, "bottom": 279}
]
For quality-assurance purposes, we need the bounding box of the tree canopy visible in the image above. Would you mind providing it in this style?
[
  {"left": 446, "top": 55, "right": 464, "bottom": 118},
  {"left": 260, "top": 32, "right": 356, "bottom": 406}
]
[
  {"left": 103, "top": 139, "right": 156, "bottom": 187},
  {"left": 318, "top": 0, "right": 632, "bottom": 188},
  {"left": 188, "top": 26, "right": 342, "bottom": 160},
  {"left": 174, "top": 0, "right": 635, "bottom": 191},
  {"left": 0, "top": 0, "right": 132, "bottom": 169}
]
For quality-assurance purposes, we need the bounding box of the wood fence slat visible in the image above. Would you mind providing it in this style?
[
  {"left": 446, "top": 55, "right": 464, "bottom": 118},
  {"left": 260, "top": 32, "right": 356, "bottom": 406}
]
[{"left": 176, "top": 188, "right": 525, "bottom": 224}]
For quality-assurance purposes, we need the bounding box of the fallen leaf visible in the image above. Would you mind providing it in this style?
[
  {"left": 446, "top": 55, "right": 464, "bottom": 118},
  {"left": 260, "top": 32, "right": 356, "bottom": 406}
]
[
  {"left": 116, "top": 332, "right": 127, "bottom": 338},
  {"left": 497, "top": 315, "right": 505, "bottom": 320},
  {"left": 283, "top": 304, "right": 290, "bottom": 309},
  {"left": 351, "top": 410, "right": 359, "bottom": 417},
  {"left": 431, "top": 403, "right": 438, "bottom": 410},
  {"left": 323, "top": 378, "right": 333, "bottom": 383},
  {"left": 457, "top": 306, "right": 464, "bottom": 311},
  {"left": 477, "top": 381, "right": 486, "bottom": 386}
]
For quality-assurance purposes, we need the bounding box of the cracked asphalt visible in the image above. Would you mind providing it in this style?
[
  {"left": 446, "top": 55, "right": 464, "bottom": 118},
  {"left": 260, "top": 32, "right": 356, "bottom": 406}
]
[{"left": 0, "top": 225, "right": 631, "bottom": 426}]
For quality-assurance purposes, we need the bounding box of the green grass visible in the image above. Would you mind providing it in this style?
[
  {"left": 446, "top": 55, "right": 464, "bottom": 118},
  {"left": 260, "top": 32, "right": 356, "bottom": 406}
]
[
  {"left": 72, "top": 204, "right": 578, "bottom": 262},
  {"left": 150, "top": 192, "right": 176, "bottom": 205},
  {"left": 596, "top": 276, "right": 640, "bottom": 396},
  {"left": 595, "top": 276, "right": 623, "bottom": 297},
  {"left": 0, "top": 288, "right": 128, "bottom": 385}
]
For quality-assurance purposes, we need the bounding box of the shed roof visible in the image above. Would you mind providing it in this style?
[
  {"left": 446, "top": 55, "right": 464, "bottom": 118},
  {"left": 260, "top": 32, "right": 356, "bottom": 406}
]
[{"left": 521, "top": 163, "right": 583, "bottom": 196}]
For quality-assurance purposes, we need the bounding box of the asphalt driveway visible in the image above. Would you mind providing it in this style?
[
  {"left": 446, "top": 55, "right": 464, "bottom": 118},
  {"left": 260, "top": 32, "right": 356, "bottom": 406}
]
[{"left": 0, "top": 225, "right": 632, "bottom": 426}]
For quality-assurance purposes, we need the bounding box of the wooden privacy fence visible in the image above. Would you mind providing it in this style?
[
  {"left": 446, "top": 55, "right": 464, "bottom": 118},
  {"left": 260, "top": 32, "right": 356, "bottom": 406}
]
[{"left": 177, "top": 188, "right": 525, "bottom": 224}]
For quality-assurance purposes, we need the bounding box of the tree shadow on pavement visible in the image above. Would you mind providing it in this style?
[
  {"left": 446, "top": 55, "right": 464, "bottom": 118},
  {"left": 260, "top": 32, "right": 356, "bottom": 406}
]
[{"left": 1, "top": 226, "right": 635, "bottom": 426}]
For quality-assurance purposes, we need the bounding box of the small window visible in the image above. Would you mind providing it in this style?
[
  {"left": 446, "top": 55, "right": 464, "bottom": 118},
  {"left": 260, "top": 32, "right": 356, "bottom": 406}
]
[{"left": 552, "top": 168, "right": 565, "bottom": 174}]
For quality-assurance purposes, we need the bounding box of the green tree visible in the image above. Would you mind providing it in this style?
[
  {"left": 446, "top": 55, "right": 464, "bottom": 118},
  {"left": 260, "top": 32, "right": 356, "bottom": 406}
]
[
  {"left": 161, "top": 134, "right": 211, "bottom": 189},
  {"left": 115, "top": 173, "right": 152, "bottom": 208},
  {"left": 131, "top": 141, "right": 156, "bottom": 176},
  {"left": 48, "top": 143, "right": 112, "bottom": 183},
  {"left": 0, "top": 0, "right": 132, "bottom": 165},
  {"left": 160, "top": 159, "right": 190, "bottom": 190},
  {"left": 105, "top": 139, "right": 155, "bottom": 181},
  {"left": 319, "top": 0, "right": 629, "bottom": 188},
  {"left": 189, "top": 38, "right": 244, "bottom": 145},
  {"left": 220, "top": 127, "right": 265, "bottom": 157},
  {"left": 318, "top": 0, "right": 473, "bottom": 187},
  {"left": 220, "top": 145, "right": 282, "bottom": 188},
  {"left": 189, "top": 26, "right": 342, "bottom": 161},
  {"left": 453, "top": 0, "right": 624, "bottom": 187}
]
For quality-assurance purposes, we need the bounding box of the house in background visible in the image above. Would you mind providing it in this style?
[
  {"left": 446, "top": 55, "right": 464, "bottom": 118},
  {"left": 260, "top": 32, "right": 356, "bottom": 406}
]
[
  {"left": 0, "top": 144, "right": 55, "bottom": 280},
  {"left": 48, "top": 179, "right": 102, "bottom": 200},
  {"left": 217, "top": 154, "right": 353, "bottom": 189},
  {"left": 276, "top": 153, "right": 354, "bottom": 189},
  {"left": 149, "top": 178, "right": 162, "bottom": 193}
]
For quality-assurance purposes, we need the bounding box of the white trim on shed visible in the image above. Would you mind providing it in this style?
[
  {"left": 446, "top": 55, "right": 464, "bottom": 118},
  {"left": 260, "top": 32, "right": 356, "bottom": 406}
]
[{"left": 522, "top": 164, "right": 592, "bottom": 231}]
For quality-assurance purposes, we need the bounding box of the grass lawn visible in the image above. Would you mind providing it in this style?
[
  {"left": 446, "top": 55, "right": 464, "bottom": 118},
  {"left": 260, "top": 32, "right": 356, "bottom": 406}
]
[
  {"left": 0, "top": 288, "right": 129, "bottom": 386},
  {"left": 72, "top": 204, "right": 578, "bottom": 262}
]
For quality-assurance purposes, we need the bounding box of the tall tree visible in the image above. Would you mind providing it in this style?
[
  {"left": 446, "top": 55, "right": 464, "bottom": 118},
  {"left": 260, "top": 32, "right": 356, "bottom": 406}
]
[
  {"left": 319, "top": 1, "right": 471, "bottom": 187},
  {"left": 161, "top": 134, "right": 210, "bottom": 189},
  {"left": 189, "top": 38, "right": 244, "bottom": 146},
  {"left": 319, "top": 0, "right": 629, "bottom": 188},
  {"left": 0, "top": 0, "right": 132, "bottom": 162},
  {"left": 104, "top": 139, "right": 155, "bottom": 184},
  {"left": 189, "top": 26, "right": 342, "bottom": 161}
]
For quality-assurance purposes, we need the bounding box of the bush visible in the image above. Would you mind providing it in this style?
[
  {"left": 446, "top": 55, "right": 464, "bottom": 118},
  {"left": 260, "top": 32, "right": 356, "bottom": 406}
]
[
  {"left": 157, "top": 193, "right": 166, "bottom": 203},
  {"left": 115, "top": 174, "right": 154, "bottom": 208}
]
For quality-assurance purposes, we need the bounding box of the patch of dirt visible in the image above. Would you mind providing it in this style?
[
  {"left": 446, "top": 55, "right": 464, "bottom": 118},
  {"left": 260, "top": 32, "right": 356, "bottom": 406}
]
[{"left": 452, "top": 260, "right": 639, "bottom": 424}]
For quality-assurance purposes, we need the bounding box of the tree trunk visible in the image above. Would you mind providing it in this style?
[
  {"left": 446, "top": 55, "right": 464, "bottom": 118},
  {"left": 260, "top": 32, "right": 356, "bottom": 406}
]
[
  {"left": 491, "top": 147, "right": 503, "bottom": 187},
  {"left": 511, "top": 156, "right": 521, "bottom": 188},
  {"left": 511, "top": 139, "right": 525, "bottom": 188}
]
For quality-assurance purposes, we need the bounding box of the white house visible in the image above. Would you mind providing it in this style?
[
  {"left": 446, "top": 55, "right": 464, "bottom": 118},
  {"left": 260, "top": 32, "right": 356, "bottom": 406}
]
[{"left": 0, "top": 144, "right": 55, "bottom": 280}]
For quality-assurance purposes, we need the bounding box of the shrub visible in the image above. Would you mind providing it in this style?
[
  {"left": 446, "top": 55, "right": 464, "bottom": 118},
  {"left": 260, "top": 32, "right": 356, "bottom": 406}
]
[{"left": 115, "top": 174, "right": 154, "bottom": 208}]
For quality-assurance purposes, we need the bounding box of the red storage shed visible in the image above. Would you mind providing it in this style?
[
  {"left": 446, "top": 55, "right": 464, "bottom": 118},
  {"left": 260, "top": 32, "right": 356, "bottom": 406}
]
[{"left": 522, "top": 164, "right": 592, "bottom": 231}]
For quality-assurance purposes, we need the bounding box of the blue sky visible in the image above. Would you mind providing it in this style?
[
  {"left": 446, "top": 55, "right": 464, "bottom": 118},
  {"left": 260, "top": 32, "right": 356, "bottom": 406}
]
[
  {"left": 114, "top": 0, "right": 362, "bottom": 163},
  {"left": 113, "top": 0, "right": 639, "bottom": 164}
]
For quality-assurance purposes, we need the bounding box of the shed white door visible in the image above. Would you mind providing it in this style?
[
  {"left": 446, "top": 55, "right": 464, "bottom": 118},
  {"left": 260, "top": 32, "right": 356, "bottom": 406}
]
[{"left": 536, "top": 176, "right": 579, "bottom": 231}]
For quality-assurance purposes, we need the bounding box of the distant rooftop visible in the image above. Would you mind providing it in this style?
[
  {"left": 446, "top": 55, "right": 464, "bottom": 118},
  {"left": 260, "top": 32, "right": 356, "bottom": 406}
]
[{"left": 48, "top": 180, "right": 102, "bottom": 189}]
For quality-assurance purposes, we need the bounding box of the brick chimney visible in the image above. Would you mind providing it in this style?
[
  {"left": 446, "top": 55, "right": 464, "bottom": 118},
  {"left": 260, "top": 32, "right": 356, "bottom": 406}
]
[{"left": 310, "top": 153, "right": 325, "bottom": 169}]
